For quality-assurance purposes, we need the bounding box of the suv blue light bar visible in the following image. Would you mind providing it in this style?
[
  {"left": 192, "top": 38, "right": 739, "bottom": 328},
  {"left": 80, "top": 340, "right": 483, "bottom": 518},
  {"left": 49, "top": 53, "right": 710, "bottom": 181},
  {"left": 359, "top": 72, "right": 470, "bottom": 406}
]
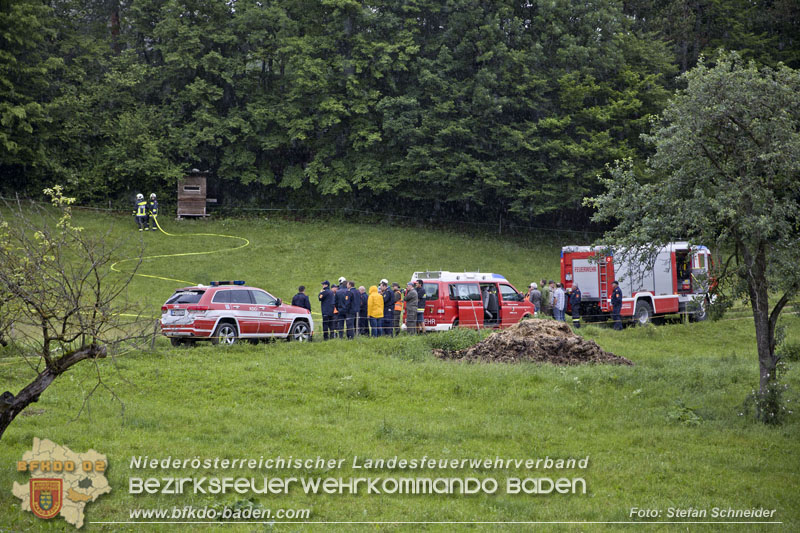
[{"left": 210, "top": 280, "right": 246, "bottom": 286}]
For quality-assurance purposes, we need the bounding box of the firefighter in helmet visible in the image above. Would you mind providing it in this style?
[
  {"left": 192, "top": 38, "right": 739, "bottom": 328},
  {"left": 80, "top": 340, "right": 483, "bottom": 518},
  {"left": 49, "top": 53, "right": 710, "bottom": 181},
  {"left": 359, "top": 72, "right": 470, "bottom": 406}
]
[
  {"left": 134, "top": 193, "right": 148, "bottom": 231},
  {"left": 147, "top": 193, "right": 159, "bottom": 232}
]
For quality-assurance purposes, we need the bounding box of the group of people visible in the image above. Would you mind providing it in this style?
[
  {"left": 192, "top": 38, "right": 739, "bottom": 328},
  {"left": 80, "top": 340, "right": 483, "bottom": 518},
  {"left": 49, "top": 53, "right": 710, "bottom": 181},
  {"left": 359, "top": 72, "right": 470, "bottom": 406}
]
[
  {"left": 524, "top": 279, "right": 582, "bottom": 328},
  {"left": 525, "top": 278, "right": 624, "bottom": 330},
  {"left": 301, "top": 275, "right": 624, "bottom": 336},
  {"left": 134, "top": 193, "right": 159, "bottom": 232},
  {"left": 308, "top": 278, "right": 429, "bottom": 340}
]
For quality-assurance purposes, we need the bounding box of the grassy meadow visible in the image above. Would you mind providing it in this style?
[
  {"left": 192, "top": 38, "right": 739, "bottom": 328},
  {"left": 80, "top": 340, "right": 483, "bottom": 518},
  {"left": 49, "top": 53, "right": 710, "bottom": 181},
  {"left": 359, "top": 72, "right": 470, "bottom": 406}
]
[{"left": 1, "top": 211, "right": 799, "bottom": 531}]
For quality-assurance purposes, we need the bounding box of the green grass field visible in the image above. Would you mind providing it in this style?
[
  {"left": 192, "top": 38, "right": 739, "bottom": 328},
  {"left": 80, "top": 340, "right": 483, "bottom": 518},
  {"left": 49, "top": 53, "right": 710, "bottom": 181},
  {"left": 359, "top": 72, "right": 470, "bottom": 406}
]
[{"left": 1, "top": 211, "right": 798, "bottom": 531}]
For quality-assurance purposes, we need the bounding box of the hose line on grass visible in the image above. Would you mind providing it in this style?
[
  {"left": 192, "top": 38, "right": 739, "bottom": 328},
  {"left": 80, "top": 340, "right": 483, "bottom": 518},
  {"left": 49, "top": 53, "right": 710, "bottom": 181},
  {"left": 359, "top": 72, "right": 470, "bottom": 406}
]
[
  {"left": 108, "top": 216, "right": 321, "bottom": 318},
  {"left": 109, "top": 215, "right": 251, "bottom": 319},
  {"left": 110, "top": 215, "right": 250, "bottom": 287}
]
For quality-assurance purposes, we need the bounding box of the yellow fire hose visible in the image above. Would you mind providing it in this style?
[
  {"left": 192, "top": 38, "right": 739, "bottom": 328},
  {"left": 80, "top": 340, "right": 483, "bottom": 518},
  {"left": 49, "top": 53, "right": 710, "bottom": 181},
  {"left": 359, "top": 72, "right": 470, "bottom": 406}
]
[{"left": 110, "top": 215, "right": 250, "bottom": 286}]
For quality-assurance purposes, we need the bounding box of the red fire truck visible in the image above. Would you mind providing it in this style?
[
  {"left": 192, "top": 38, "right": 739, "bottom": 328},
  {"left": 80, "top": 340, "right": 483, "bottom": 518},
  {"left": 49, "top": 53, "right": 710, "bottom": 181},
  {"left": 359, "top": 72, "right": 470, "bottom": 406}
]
[
  {"left": 560, "top": 242, "right": 712, "bottom": 325},
  {"left": 409, "top": 271, "right": 535, "bottom": 331}
]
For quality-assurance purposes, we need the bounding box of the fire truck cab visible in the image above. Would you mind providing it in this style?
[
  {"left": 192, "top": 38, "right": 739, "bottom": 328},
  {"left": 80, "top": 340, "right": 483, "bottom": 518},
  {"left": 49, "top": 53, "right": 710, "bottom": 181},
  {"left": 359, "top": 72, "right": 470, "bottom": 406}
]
[
  {"left": 410, "top": 271, "right": 535, "bottom": 331},
  {"left": 560, "top": 242, "right": 712, "bottom": 325}
]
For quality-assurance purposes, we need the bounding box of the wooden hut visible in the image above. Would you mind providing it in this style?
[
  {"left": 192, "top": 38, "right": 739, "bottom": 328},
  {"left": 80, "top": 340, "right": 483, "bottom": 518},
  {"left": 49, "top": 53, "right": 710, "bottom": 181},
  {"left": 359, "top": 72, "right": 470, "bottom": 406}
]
[{"left": 177, "top": 171, "right": 209, "bottom": 218}]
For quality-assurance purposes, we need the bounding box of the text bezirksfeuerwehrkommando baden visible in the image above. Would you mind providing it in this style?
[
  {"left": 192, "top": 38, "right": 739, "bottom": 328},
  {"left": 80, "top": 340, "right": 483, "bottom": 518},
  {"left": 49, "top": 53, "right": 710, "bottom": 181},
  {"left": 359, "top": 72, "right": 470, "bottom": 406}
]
[
  {"left": 129, "top": 455, "right": 588, "bottom": 471},
  {"left": 128, "top": 455, "right": 589, "bottom": 496}
]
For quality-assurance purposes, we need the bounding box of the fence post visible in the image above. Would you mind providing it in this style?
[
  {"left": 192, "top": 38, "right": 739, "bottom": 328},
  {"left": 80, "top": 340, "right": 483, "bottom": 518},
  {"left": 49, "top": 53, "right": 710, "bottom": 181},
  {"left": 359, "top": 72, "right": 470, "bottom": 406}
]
[{"left": 150, "top": 319, "right": 159, "bottom": 350}]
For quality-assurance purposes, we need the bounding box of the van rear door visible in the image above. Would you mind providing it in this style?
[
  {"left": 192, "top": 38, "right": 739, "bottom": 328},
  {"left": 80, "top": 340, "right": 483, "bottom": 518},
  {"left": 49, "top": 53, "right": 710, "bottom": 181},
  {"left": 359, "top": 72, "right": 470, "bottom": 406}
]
[{"left": 422, "top": 282, "right": 439, "bottom": 328}]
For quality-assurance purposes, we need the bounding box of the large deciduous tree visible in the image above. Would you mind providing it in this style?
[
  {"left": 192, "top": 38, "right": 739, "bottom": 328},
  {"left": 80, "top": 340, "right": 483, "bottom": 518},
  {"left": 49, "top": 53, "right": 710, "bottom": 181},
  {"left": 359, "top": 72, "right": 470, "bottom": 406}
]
[{"left": 589, "top": 52, "right": 800, "bottom": 407}]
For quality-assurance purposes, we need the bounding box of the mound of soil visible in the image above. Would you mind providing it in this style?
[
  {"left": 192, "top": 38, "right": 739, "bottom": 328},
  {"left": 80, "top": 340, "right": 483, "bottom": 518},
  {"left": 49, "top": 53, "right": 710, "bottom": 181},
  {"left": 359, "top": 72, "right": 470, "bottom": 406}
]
[{"left": 434, "top": 319, "right": 632, "bottom": 366}]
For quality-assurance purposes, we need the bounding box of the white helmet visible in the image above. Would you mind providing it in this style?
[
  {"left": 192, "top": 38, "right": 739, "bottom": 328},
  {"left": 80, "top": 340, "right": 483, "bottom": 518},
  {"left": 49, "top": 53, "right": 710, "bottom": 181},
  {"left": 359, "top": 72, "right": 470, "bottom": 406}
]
[
  {"left": 150, "top": 193, "right": 156, "bottom": 199},
  {"left": 380, "top": 278, "right": 388, "bottom": 285},
  {"left": 338, "top": 276, "right": 346, "bottom": 283},
  {"left": 136, "top": 193, "right": 144, "bottom": 200}
]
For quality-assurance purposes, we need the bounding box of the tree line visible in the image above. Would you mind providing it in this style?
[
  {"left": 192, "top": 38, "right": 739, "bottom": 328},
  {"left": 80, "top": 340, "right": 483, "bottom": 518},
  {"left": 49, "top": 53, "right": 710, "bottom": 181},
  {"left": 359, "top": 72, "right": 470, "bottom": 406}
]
[{"left": 2, "top": 0, "right": 797, "bottom": 225}]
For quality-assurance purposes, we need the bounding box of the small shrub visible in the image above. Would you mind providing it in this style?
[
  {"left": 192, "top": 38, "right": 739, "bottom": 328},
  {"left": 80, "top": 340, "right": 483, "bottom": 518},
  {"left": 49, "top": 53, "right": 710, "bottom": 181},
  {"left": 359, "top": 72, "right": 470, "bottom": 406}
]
[
  {"left": 740, "top": 382, "right": 793, "bottom": 425},
  {"left": 666, "top": 400, "right": 703, "bottom": 426}
]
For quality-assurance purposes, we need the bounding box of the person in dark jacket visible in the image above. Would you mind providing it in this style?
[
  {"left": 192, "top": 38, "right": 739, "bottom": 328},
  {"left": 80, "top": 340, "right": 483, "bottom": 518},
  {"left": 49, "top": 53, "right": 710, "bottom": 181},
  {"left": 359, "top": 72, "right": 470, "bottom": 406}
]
[
  {"left": 414, "top": 279, "right": 426, "bottom": 333},
  {"left": 345, "top": 281, "right": 359, "bottom": 339},
  {"left": 358, "top": 285, "right": 369, "bottom": 335},
  {"left": 611, "top": 280, "right": 623, "bottom": 330},
  {"left": 147, "top": 193, "right": 159, "bottom": 231},
  {"left": 404, "top": 282, "right": 418, "bottom": 334},
  {"left": 292, "top": 286, "right": 311, "bottom": 312},
  {"left": 333, "top": 284, "right": 346, "bottom": 338},
  {"left": 318, "top": 281, "right": 335, "bottom": 340},
  {"left": 569, "top": 284, "right": 581, "bottom": 328},
  {"left": 380, "top": 279, "right": 393, "bottom": 337}
]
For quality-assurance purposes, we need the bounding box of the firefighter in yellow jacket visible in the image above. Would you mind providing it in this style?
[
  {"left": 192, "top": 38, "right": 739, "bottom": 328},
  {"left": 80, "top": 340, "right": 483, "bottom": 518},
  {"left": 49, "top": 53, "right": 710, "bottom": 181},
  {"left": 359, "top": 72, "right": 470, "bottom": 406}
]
[{"left": 134, "top": 193, "right": 148, "bottom": 231}]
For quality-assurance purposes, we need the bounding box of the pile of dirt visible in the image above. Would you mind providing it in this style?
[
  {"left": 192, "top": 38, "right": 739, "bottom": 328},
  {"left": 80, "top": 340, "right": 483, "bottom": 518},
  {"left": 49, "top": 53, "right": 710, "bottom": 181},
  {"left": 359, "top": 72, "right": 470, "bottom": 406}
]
[{"left": 433, "top": 319, "right": 633, "bottom": 366}]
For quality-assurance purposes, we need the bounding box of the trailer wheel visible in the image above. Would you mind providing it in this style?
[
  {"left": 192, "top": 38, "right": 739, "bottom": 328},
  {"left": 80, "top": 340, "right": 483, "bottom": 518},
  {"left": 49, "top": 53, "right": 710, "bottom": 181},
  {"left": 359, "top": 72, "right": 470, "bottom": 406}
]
[
  {"left": 634, "top": 301, "right": 653, "bottom": 326},
  {"left": 169, "top": 337, "right": 182, "bottom": 347}
]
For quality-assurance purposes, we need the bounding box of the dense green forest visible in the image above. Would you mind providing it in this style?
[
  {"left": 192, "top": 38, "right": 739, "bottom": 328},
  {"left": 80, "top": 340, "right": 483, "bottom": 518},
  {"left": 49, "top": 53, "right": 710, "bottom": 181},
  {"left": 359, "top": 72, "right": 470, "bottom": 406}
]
[{"left": 2, "top": 0, "right": 798, "bottom": 224}]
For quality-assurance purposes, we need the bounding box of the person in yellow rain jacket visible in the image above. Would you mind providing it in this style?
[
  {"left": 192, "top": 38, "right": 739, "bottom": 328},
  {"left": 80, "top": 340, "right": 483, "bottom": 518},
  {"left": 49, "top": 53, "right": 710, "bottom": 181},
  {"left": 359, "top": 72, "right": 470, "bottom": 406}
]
[{"left": 367, "top": 285, "right": 384, "bottom": 337}]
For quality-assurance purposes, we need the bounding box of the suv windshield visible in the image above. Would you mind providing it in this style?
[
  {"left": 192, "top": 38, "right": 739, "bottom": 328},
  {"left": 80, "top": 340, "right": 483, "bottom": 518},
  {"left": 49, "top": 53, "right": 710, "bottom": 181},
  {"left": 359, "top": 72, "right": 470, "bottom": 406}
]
[{"left": 166, "top": 291, "right": 204, "bottom": 304}]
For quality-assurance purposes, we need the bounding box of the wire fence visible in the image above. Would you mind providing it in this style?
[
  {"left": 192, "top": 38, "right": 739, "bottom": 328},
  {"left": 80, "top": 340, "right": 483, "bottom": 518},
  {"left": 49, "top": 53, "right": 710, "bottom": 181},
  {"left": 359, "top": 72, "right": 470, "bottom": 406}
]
[{"left": 0, "top": 195, "right": 605, "bottom": 240}]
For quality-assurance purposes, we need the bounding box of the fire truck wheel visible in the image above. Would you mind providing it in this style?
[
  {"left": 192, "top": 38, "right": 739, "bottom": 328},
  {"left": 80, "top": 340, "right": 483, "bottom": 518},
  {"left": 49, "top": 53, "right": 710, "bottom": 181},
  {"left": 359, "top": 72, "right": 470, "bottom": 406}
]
[
  {"left": 211, "top": 322, "right": 238, "bottom": 345},
  {"left": 690, "top": 298, "right": 709, "bottom": 322},
  {"left": 288, "top": 321, "right": 311, "bottom": 342},
  {"left": 634, "top": 301, "right": 653, "bottom": 326}
]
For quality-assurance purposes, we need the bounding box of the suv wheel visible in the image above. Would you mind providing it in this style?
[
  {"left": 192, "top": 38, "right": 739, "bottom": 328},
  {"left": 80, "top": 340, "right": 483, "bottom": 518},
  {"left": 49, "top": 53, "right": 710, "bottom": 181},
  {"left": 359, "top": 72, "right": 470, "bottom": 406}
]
[
  {"left": 212, "top": 322, "right": 238, "bottom": 345},
  {"left": 288, "top": 321, "right": 311, "bottom": 342}
]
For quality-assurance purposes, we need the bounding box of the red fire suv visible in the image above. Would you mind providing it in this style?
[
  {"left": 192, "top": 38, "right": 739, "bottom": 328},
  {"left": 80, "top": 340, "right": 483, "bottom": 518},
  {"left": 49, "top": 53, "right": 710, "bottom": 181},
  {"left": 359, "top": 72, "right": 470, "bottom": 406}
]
[
  {"left": 160, "top": 281, "right": 313, "bottom": 346},
  {"left": 409, "top": 271, "right": 535, "bottom": 331}
]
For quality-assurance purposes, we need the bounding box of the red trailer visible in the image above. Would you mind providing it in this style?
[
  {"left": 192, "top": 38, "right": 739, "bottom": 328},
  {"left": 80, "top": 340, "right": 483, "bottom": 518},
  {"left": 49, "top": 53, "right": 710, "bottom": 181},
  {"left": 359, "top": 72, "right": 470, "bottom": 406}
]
[{"left": 560, "top": 242, "right": 712, "bottom": 325}]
